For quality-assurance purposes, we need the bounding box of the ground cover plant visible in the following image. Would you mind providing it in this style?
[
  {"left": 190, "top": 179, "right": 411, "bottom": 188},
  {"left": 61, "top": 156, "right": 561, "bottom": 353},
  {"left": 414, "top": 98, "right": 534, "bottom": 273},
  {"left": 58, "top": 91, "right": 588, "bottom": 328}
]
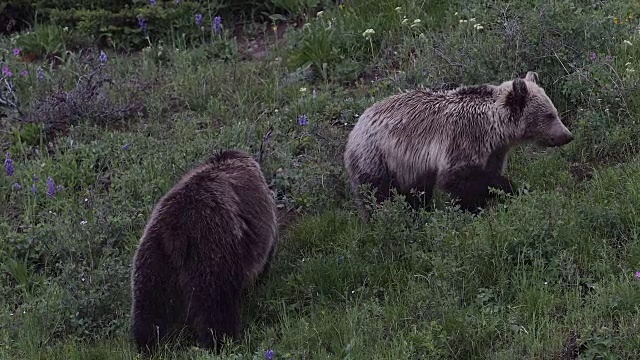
[{"left": 1, "top": 0, "right": 640, "bottom": 359}]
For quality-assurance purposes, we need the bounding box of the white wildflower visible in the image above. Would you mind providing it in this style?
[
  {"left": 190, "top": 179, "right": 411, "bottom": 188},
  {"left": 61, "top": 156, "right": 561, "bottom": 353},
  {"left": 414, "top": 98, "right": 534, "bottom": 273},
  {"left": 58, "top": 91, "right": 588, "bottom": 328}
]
[
  {"left": 316, "top": 10, "right": 323, "bottom": 17},
  {"left": 395, "top": 7, "right": 402, "bottom": 12},
  {"left": 402, "top": 18, "right": 409, "bottom": 25},
  {"left": 623, "top": 40, "right": 633, "bottom": 46},
  {"left": 362, "top": 28, "right": 375, "bottom": 38}
]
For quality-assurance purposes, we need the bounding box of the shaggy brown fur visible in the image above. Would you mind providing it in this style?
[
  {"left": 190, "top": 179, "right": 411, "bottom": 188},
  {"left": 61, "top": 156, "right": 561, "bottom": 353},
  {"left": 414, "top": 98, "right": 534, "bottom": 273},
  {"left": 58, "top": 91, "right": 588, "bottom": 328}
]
[
  {"left": 344, "top": 71, "right": 574, "bottom": 220},
  {"left": 130, "top": 149, "right": 278, "bottom": 355}
]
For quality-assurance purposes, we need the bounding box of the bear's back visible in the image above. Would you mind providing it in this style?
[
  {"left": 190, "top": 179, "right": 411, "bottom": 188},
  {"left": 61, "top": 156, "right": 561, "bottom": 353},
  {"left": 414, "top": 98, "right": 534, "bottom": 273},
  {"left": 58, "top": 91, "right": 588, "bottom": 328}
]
[{"left": 144, "top": 151, "right": 276, "bottom": 273}]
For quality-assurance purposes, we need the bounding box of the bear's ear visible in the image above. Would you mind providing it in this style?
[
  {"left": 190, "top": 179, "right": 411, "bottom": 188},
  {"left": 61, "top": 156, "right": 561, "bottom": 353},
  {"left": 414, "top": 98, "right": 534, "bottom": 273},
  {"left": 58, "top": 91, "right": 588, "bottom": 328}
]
[
  {"left": 506, "top": 79, "right": 528, "bottom": 111},
  {"left": 525, "top": 71, "right": 539, "bottom": 84}
]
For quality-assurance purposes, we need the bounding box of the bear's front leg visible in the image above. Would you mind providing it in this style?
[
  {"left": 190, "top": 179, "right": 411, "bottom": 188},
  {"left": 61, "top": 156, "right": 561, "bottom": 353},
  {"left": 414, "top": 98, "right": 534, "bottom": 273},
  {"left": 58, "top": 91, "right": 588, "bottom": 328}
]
[{"left": 441, "top": 165, "right": 514, "bottom": 213}]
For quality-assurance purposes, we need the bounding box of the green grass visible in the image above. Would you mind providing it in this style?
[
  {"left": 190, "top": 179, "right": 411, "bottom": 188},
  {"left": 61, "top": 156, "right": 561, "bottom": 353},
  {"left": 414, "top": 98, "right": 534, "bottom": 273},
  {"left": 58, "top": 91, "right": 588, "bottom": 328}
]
[{"left": 1, "top": 0, "right": 640, "bottom": 359}]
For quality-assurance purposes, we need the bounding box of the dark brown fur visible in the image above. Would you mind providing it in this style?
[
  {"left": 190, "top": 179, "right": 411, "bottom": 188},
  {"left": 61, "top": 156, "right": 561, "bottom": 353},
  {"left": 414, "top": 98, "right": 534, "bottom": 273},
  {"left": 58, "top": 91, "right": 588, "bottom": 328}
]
[
  {"left": 130, "top": 149, "right": 278, "bottom": 355},
  {"left": 344, "top": 72, "right": 574, "bottom": 220}
]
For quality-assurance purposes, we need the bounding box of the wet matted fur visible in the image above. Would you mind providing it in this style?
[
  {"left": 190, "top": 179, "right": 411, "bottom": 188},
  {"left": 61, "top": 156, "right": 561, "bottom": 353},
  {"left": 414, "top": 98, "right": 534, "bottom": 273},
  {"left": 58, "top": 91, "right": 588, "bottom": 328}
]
[{"left": 344, "top": 71, "right": 574, "bottom": 220}]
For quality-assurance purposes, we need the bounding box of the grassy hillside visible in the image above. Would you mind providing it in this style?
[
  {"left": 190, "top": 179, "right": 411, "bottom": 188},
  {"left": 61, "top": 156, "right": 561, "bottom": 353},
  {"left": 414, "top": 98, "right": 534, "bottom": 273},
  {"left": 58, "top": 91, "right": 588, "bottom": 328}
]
[{"left": 1, "top": 0, "right": 639, "bottom": 359}]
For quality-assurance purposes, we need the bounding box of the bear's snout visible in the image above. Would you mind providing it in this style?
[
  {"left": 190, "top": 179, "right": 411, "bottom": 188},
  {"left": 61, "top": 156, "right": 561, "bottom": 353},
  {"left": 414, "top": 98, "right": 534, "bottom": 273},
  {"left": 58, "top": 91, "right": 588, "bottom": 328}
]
[{"left": 549, "top": 128, "right": 574, "bottom": 147}]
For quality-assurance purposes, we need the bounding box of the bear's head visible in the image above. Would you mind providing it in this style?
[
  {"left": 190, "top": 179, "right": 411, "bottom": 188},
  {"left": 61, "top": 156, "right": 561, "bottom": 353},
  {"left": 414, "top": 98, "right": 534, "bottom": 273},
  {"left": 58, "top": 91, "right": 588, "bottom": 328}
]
[{"left": 506, "top": 71, "right": 574, "bottom": 147}]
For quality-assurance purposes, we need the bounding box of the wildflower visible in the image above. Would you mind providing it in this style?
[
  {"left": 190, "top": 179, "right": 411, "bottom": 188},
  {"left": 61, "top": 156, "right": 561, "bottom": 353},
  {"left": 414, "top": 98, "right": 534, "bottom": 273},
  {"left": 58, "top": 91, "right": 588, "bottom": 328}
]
[
  {"left": 150, "top": 0, "right": 156, "bottom": 4},
  {"left": 80, "top": 220, "right": 88, "bottom": 225},
  {"left": 469, "top": 18, "right": 476, "bottom": 22},
  {"left": 272, "top": 24, "right": 278, "bottom": 33},
  {"left": 99, "top": 50, "right": 108, "bottom": 64},
  {"left": 46, "top": 177, "right": 56, "bottom": 197},
  {"left": 362, "top": 28, "right": 375, "bottom": 38},
  {"left": 623, "top": 40, "right": 633, "bottom": 46},
  {"left": 4, "top": 153, "right": 14, "bottom": 176},
  {"left": 297, "top": 114, "right": 309, "bottom": 126},
  {"left": 317, "top": 10, "right": 324, "bottom": 17},
  {"left": 473, "top": 23, "right": 484, "bottom": 30},
  {"left": 13, "top": 183, "right": 22, "bottom": 190},
  {"left": 402, "top": 18, "right": 409, "bottom": 25},
  {"left": 459, "top": 19, "right": 468, "bottom": 23},
  {"left": 195, "top": 13, "right": 203, "bottom": 26},
  {"left": 264, "top": 349, "right": 275, "bottom": 360},
  {"left": 13, "top": 48, "right": 21, "bottom": 56},
  {"left": 299, "top": 87, "right": 307, "bottom": 93},
  {"left": 122, "top": 144, "right": 131, "bottom": 150},
  {"left": 63, "top": 26, "right": 68, "bottom": 31},
  {"left": 20, "top": 69, "right": 28, "bottom": 76},
  {"left": 37, "top": 67, "right": 44, "bottom": 80},
  {"left": 411, "top": 19, "right": 421, "bottom": 28},
  {"left": 139, "top": 16, "right": 148, "bottom": 33},
  {"left": 395, "top": 7, "right": 402, "bottom": 12},
  {"left": 627, "top": 68, "right": 635, "bottom": 73},
  {"left": 613, "top": 17, "right": 619, "bottom": 24},
  {"left": 212, "top": 16, "right": 222, "bottom": 34},
  {"left": 635, "top": 271, "right": 640, "bottom": 279},
  {"left": 31, "top": 183, "right": 37, "bottom": 193},
  {"left": 2, "top": 65, "right": 12, "bottom": 77},
  {"left": 605, "top": 55, "right": 613, "bottom": 63},
  {"left": 590, "top": 52, "right": 597, "bottom": 61}
]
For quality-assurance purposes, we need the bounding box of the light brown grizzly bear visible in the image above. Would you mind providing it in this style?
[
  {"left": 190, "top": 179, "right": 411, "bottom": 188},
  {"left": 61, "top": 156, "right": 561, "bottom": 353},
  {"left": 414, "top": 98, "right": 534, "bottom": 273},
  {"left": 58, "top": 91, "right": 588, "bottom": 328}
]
[
  {"left": 344, "top": 71, "right": 574, "bottom": 220},
  {"left": 130, "top": 149, "right": 278, "bottom": 355}
]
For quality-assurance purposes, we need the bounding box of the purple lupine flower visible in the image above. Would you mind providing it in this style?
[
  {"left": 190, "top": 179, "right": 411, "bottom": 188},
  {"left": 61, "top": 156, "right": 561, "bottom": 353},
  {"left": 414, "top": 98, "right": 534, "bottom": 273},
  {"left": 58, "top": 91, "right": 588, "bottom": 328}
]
[
  {"left": 4, "top": 153, "right": 14, "bottom": 176},
  {"left": 212, "top": 16, "right": 222, "bottom": 34},
  {"left": 46, "top": 177, "right": 56, "bottom": 197},
  {"left": 2, "top": 66, "right": 12, "bottom": 77},
  {"left": 590, "top": 52, "right": 597, "bottom": 61},
  {"left": 99, "top": 50, "right": 108, "bottom": 64},
  {"left": 122, "top": 144, "right": 131, "bottom": 150},
  {"left": 13, "top": 48, "right": 21, "bottom": 56},
  {"left": 150, "top": 0, "right": 156, "bottom": 4},
  {"left": 30, "top": 183, "right": 37, "bottom": 193},
  {"left": 264, "top": 349, "right": 275, "bottom": 360},
  {"left": 20, "top": 69, "right": 28, "bottom": 76},
  {"left": 13, "top": 183, "right": 22, "bottom": 190},
  {"left": 635, "top": 271, "right": 640, "bottom": 279},
  {"left": 137, "top": 15, "right": 148, "bottom": 32},
  {"left": 195, "top": 13, "right": 203, "bottom": 26},
  {"left": 37, "top": 67, "right": 44, "bottom": 80},
  {"left": 297, "top": 114, "right": 309, "bottom": 126}
]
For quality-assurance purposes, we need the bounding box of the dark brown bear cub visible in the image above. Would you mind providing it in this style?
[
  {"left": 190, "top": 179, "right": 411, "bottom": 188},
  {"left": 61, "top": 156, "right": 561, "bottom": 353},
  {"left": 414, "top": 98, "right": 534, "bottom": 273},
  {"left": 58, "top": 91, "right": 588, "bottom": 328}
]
[
  {"left": 344, "top": 71, "right": 574, "bottom": 220},
  {"left": 130, "top": 149, "right": 278, "bottom": 355}
]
